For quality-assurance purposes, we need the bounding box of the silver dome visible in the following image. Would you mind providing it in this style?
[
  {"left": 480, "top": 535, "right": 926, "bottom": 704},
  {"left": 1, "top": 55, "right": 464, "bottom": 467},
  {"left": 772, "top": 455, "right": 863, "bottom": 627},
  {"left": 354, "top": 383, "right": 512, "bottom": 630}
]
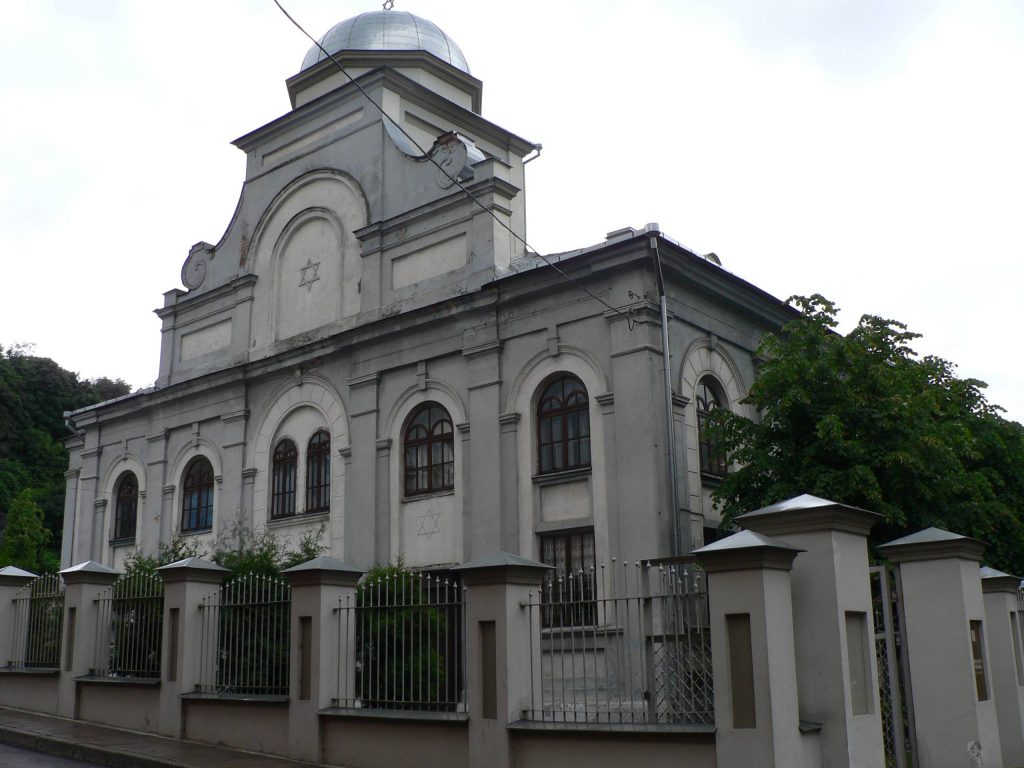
[{"left": 300, "top": 11, "right": 470, "bottom": 74}]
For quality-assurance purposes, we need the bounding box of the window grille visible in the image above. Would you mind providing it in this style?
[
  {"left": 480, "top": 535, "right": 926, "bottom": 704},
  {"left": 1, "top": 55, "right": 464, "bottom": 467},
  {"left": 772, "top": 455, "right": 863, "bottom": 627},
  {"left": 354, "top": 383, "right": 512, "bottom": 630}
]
[
  {"left": 92, "top": 572, "right": 164, "bottom": 679},
  {"left": 7, "top": 573, "right": 65, "bottom": 670},
  {"left": 540, "top": 529, "right": 597, "bottom": 627},
  {"left": 524, "top": 559, "right": 713, "bottom": 726},
  {"left": 197, "top": 573, "right": 291, "bottom": 697},
  {"left": 334, "top": 569, "right": 465, "bottom": 712}
]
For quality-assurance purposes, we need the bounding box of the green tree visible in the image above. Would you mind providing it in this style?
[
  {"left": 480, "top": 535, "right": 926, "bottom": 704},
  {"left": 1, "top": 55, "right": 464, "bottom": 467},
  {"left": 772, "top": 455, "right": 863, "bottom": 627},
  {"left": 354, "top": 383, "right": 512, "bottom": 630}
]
[
  {"left": 0, "top": 343, "right": 130, "bottom": 564},
  {"left": 710, "top": 295, "right": 1024, "bottom": 573},
  {"left": 0, "top": 488, "right": 52, "bottom": 571}
]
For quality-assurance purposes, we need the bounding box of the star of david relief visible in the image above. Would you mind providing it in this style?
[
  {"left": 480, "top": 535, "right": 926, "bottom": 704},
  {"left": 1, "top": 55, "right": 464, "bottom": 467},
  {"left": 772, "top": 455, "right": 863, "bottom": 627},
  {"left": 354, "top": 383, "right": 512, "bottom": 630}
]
[
  {"left": 417, "top": 508, "right": 441, "bottom": 540},
  {"left": 298, "top": 258, "right": 321, "bottom": 291}
]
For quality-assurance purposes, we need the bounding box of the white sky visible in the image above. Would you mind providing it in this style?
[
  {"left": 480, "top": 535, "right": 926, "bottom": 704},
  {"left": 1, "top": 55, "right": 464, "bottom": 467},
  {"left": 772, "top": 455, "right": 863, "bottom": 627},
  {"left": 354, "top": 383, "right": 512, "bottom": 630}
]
[{"left": 1, "top": 1, "right": 1021, "bottom": 423}]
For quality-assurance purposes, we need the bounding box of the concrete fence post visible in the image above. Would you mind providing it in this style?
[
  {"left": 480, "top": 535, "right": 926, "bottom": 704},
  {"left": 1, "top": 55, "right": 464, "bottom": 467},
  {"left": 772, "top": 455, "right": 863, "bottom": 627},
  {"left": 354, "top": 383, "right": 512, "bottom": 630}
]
[
  {"left": 156, "top": 557, "right": 227, "bottom": 738},
  {"left": 57, "top": 560, "right": 120, "bottom": 719},
  {"left": 0, "top": 566, "right": 37, "bottom": 668},
  {"left": 980, "top": 566, "right": 1024, "bottom": 768},
  {"left": 738, "top": 494, "right": 885, "bottom": 768},
  {"left": 879, "top": 528, "right": 1003, "bottom": 768},
  {"left": 695, "top": 530, "right": 809, "bottom": 768},
  {"left": 283, "top": 555, "right": 363, "bottom": 763},
  {"left": 453, "top": 552, "right": 551, "bottom": 768}
]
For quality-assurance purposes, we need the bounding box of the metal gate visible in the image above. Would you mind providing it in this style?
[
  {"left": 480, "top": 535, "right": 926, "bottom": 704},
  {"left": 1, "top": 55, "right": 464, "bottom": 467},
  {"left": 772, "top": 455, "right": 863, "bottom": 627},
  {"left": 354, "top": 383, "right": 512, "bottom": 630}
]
[{"left": 871, "top": 565, "right": 916, "bottom": 768}]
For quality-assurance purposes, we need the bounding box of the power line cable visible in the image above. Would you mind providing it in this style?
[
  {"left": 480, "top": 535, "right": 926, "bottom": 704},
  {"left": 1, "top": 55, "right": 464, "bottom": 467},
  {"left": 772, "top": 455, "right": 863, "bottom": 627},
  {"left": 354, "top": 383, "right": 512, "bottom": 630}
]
[{"left": 272, "top": 0, "right": 636, "bottom": 329}]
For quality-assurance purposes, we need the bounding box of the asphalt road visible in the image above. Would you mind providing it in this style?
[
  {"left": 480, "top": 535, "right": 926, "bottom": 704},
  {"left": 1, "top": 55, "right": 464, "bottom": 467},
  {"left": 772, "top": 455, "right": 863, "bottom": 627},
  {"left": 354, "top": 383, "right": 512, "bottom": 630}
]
[{"left": 0, "top": 743, "right": 108, "bottom": 768}]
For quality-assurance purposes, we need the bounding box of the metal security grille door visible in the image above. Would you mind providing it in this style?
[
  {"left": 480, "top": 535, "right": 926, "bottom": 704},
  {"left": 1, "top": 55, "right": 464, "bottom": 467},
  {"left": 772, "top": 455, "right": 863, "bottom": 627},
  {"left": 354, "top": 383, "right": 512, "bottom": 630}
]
[{"left": 870, "top": 565, "right": 917, "bottom": 768}]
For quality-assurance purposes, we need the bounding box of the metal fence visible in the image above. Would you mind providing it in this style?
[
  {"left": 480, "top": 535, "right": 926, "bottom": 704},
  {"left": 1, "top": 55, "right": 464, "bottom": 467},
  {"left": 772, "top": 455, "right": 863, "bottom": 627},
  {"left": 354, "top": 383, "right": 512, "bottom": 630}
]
[
  {"left": 524, "top": 559, "right": 713, "bottom": 726},
  {"left": 7, "top": 573, "right": 65, "bottom": 670},
  {"left": 197, "top": 573, "right": 291, "bottom": 696},
  {"left": 92, "top": 572, "right": 164, "bottom": 679},
  {"left": 334, "top": 570, "right": 466, "bottom": 712}
]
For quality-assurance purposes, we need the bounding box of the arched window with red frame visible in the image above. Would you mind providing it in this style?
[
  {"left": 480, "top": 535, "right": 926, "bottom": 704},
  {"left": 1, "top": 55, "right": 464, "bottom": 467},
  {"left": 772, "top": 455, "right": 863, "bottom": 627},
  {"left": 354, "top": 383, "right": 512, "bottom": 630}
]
[
  {"left": 404, "top": 403, "right": 454, "bottom": 497},
  {"left": 113, "top": 471, "right": 138, "bottom": 541},
  {"left": 181, "top": 457, "right": 214, "bottom": 533},
  {"left": 537, "top": 374, "right": 590, "bottom": 474},
  {"left": 271, "top": 439, "right": 298, "bottom": 519},
  {"left": 306, "top": 430, "right": 331, "bottom": 513}
]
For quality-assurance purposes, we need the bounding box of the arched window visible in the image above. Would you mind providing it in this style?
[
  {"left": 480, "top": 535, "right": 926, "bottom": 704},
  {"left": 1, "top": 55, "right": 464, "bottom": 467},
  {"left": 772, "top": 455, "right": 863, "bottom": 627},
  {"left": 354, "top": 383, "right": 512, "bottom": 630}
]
[
  {"left": 696, "top": 377, "right": 728, "bottom": 477},
  {"left": 181, "top": 457, "right": 214, "bottom": 533},
  {"left": 271, "top": 439, "right": 297, "bottom": 519},
  {"left": 404, "top": 404, "right": 454, "bottom": 496},
  {"left": 306, "top": 430, "right": 331, "bottom": 513},
  {"left": 113, "top": 472, "right": 138, "bottom": 541},
  {"left": 537, "top": 374, "right": 590, "bottom": 474}
]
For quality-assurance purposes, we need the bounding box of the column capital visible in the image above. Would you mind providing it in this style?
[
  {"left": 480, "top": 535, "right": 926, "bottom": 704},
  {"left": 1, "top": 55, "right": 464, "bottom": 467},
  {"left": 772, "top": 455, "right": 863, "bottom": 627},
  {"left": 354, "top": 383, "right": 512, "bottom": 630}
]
[
  {"left": 737, "top": 494, "right": 879, "bottom": 538},
  {"left": 283, "top": 556, "right": 362, "bottom": 588},
  {"left": 453, "top": 551, "right": 551, "bottom": 586},
  {"left": 878, "top": 527, "right": 986, "bottom": 564},
  {"left": 695, "top": 530, "right": 802, "bottom": 573}
]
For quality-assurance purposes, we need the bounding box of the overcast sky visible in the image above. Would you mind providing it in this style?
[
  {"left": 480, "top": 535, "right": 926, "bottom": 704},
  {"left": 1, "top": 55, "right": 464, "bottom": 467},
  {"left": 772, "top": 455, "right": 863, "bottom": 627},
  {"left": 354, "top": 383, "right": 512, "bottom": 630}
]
[{"left": 1, "top": 1, "right": 1021, "bottom": 422}]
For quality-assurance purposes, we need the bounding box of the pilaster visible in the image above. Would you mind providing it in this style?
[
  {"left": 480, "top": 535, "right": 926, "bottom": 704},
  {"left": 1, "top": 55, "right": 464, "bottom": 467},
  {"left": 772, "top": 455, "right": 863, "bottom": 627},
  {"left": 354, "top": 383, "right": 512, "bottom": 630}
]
[
  {"left": 454, "top": 552, "right": 551, "bottom": 768},
  {"left": 57, "top": 560, "right": 120, "bottom": 719},
  {"left": 738, "top": 494, "right": 885, "bottom": 768},
  {"left": 156, "top": 557, "right": 228, "bottom": 737},
  {"left": 879, "top": 528, "right": 1003, "bottom": 767},
  {"left": 695, "top": 531, "right": 809, "bottom": 768},
  {"left": 282, "top": 556, "right": 363, "bottom": 762}
]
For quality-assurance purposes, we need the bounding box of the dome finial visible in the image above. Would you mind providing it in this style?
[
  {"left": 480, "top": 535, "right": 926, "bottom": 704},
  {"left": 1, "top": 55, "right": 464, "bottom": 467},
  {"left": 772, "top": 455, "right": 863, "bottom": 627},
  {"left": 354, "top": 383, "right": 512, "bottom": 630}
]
[{"left": 382, "top": 0, "right": 394, "bottom": 9}]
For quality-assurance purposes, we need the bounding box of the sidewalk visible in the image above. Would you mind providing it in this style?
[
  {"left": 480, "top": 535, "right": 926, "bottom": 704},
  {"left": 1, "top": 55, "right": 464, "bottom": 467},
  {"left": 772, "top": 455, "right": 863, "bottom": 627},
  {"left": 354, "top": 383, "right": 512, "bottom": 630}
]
[{"left": 0, "top": 706, "right": 331, "bottom": 768}]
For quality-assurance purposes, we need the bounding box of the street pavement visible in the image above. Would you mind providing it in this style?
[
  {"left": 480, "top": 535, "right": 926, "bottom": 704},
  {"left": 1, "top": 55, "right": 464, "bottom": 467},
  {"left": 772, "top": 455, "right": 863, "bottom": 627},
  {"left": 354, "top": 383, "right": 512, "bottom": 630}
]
[
  {"left": 0, "top": 706, "right": 329, "bottom": 768},
  {"left": 2, "top": 743, "right": 110, "bottom": 768}
]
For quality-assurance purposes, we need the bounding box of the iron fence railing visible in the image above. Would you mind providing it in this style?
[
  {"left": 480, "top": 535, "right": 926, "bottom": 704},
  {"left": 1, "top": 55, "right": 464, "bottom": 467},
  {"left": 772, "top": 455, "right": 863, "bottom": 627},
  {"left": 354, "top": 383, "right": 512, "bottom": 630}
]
[
  {"left": 197, "top": 573, "right": 291, "bottom": 696},
  {"left": 92, "top": 572, "right": 164, "bottom": 679},
  {"left": 7, "top": 573, "right": 64, "bottom": 670},
  {"left": 524, "top": 559, "right": 713, "bottom": 726},
  {"left": 335, "top": 571, "right": 466, "bottom": 712}
]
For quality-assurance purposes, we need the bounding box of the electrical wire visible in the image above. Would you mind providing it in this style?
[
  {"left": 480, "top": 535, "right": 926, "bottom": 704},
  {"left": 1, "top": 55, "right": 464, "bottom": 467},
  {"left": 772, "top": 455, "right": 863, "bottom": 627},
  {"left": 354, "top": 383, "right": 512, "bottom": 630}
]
[{"left": 272, "top": 0, "right": 636, "bottom": 330}]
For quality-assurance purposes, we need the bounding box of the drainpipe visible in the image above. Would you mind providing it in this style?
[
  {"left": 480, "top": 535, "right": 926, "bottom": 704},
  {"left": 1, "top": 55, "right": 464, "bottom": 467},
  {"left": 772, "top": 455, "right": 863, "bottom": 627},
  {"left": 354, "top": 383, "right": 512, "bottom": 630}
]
[{"left": 649, "top": 232, "right": 683, "bottom": 556}]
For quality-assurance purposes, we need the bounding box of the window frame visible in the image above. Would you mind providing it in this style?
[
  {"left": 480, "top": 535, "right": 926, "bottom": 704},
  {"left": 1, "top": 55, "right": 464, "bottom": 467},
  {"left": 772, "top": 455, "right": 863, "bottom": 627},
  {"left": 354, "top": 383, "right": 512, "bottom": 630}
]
[
  {"left": 696, "top": 377, "right": 728, "bottom": 478},
  {"left": 305, "top": 429, "right": 331, "bottom": 513},
  {"left": 538, "top": 528, "right": 597, "bottom": 627},
  {"left": 112, "top": 471, "right": 138, "bottom": 542},
  {"left": 536, "top": 374, "right": 591, "bottom": 476},
  {"left": 181, "top": 456, "right": 214, "bottom": 533},
  {"left": 403, "top": 403, "right": 455, "bottom": 498},
  {"left": 270, "top": 438, "right": 298, "bottom": 520}
]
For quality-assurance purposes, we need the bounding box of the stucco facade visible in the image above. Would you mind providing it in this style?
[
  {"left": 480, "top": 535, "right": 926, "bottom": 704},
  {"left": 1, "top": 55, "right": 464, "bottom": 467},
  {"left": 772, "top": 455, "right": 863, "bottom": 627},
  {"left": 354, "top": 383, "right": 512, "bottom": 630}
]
[{"left": 60, "top": 10, "right": 792, "bottom": 575}]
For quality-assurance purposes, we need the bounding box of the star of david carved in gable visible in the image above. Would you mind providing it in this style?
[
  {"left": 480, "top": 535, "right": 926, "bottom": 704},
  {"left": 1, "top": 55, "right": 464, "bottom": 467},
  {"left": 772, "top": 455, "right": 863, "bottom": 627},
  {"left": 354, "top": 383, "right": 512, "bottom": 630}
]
[
  {"left": 299, "top": 258, "right": 321, "bottom": 291},
  {"left": 417, "top": 508, "right": 441, "bottom": 540}
]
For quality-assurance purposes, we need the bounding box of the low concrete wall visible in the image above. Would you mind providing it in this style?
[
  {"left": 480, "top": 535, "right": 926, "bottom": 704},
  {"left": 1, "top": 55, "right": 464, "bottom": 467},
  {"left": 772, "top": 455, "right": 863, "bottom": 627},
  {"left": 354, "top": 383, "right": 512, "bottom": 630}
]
[
  {"left": 77, "top": 681, "right": 160, "bottom": 733},
  {"left": 181, "top": 698, "right": 290, "bottom": 756},
  {"left": 0, "top": 673, "right": 59, "bottom": 715},
  {"left": 509, "top": 727, "right": 716, "bottom": 768},
  {"left": 321, "top": 714, "right": 470, "bottom": 768}
]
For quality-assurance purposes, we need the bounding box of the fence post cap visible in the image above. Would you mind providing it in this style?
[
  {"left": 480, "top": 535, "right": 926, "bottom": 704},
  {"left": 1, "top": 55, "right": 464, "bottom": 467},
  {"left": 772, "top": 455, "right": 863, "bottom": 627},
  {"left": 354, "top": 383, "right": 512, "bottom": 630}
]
[
  {"left": 878, "top": 527, "right": 986, "bottom": 564},
  {"left": 283, "top": 556, "right": 363, "bottom": 587},
  {"left": 694, "top": 529, "right": 803, "bottom": 573},
  {"left": 980, "top": 565, "right": 1022, "bottom": 594},
  {"left": 0, "top": 565, "right": 38, "bottom": 586},
  {"left": 60, "top": 560, "right": 120, "bottom": 585},
  {"left": 156, "top": 557, "right": 228, "bottom": 584},
  {"left": 453, "top": 551, "right": 552, "bottom": 586},
  {"left": 737, "top": 493, "right": 880, "bottom": 537}
]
